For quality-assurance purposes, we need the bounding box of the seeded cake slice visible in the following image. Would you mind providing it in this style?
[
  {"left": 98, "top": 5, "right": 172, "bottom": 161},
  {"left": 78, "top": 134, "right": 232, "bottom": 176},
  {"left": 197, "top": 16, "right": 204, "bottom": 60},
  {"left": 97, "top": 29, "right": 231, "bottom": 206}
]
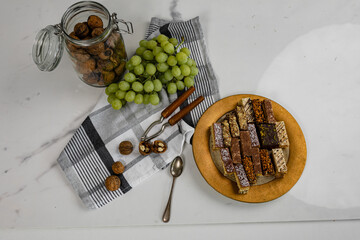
[
  {"left": 252, "top": 99, "right": 266, "bottom": 123},
  {"left": 260, "top": 149, "right": 275, "bottom": 176},
  {"left": 229, "top": 112, "right": 240, "bottom": 137},
  {"left": 242, "top": 155, "right": 256, "bottom": 185}
]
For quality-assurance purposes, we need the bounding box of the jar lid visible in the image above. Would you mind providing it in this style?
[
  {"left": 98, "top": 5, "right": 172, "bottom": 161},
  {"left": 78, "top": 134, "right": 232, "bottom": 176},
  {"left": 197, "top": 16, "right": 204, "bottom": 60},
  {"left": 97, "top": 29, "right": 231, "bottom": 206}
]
[{"left": 32, "top": 25, "right": 64, "bottom": 72}]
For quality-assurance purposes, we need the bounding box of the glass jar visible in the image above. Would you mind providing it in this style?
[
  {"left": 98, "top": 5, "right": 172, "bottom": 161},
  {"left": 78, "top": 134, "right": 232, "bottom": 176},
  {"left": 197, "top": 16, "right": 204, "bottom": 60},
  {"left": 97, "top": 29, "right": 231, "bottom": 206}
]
[{"left": 32, "top": 1, "right": 133, "bottom": 87}]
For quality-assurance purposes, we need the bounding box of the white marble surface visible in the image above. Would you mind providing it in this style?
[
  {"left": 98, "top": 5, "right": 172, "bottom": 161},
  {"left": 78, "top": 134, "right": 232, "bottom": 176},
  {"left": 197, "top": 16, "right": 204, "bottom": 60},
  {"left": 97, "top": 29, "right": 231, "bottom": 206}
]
[{"left": 1, "top": 0, "right": 360, "bottom": 238}]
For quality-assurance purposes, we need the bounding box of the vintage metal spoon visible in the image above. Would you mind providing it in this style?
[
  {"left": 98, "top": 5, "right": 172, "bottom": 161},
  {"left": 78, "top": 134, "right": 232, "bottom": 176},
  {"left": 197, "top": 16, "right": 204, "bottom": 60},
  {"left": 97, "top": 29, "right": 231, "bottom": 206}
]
[{"left": 162, "top": 156, "right": 184, "bottom": 223}]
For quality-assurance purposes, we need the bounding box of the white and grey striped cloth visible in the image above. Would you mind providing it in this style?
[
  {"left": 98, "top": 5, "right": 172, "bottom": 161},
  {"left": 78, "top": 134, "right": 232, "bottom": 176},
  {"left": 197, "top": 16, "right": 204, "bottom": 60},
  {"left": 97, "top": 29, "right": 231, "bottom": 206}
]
[{"left": 57, "top": 17, "right": 220, "bottom": 209}]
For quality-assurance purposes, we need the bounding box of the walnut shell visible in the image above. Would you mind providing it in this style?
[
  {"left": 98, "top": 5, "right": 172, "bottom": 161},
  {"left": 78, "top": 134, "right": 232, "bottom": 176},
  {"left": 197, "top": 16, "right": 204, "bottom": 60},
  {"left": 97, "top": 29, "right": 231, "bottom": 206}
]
[
  {"left": 99, "top": 48, "right": 113, "bottom": 60},
  {"left": 91, "top": 28, "right": 104, "bottom": 37},
  {"left": 71, "top": 49, "right": 91, "bottom": 62},
  {"left": 119, "top": 141, "right": 133, "bottom": 155},
  {"left": 74, "top": 22, "right": 89, "bottom": 39},
  {"left": 112, "top": 161, "right": 125, "bottom": 174},
  {"left": 87, "top": 15, "right": 103, "bottom": 29},
  {"left": 97, "top": 59, "right": 114, "bottom": 71},
  {"left": 139, "top": 141, "right": 152, "bottom": 155},
  {"left": 105, "top": 175, "right": 121, "bottom": 191},
  {"left": 86, "top": 42, "right": 105, "bottom": 55}
]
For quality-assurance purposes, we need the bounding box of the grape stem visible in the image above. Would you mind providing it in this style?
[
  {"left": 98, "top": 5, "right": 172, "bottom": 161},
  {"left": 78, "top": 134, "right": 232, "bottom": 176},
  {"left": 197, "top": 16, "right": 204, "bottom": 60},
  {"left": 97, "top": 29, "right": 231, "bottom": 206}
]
[{"left": 175, "top": 36, "right": 185, "bottom": 52}]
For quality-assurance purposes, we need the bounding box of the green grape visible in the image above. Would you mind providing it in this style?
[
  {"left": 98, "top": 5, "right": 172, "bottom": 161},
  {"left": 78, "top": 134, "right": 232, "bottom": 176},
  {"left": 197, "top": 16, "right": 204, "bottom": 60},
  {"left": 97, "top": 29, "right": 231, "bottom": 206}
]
[
  {"left": 163, "top": 43, "right": 175, "bottom": 54},
  {"left": 132, "top": 81, "right": 144, "bottom": 92},
  {"left": 144, "top": 81, "right": 154, "bottom": 93},
  {"left": 143, "top": 71, "right": 150, "bottom": 78},
  {"left": 111, "top": 99, "right": 122, "bottom": 110},
  {"left": 176, "top": 80, "right": 185, "bottom": 91},
  {"left": 124, "top": 72, "right": 136, "bottom": 83},
  {"left": 130, "top": 55, "right": 142, "bottom": 66},
  {"left": 171, "top": 66, "right": 181, "bottom": 77},
  {"left": 108, "top": 83, "right": 118, "bottom": 93},
  {"left": 169, "top": 38, "right": 178, "bottom": 46},
  {"left": 155, "top": 52, "right": 168, "bottom": 63},
  {"left": 153, "top": 79, "right": 163, "bottom": 92},
  {"left": 160, "top": 40, "right": 169, "bottom": 48},
  {"left": 143, "top": 50, "right": 154, "bottom": 61},
  {"left": 184, "top": 77, "right": 195, "bottom": 88},
  {"left": 167, "top": 82, "right": 177, "bottom": 94},
  {"left": 190, "top": 66, "right": 199, "bottom": 76},
  {"left": 125, "top": 90, "right": 136, "bottom": 102},
  {"left": 149, "top": 92, "right": 160, "bottom": 105},
  {"left": 146, "top": 63, "right": 156, "bottom": 75},
  {"left": 157, "top": 62, "right": 169, "bottom": 72},
  {"left": 105, "top": 87, "right": 111, "bottom": 95},
  {"left": 136, "top": 46, "right": 146, "bottom": 56},
  {"left": 115, "top": 90, "right": 126, "bottom": 99},
  {"left": 139, "top": 40, "right": 148, "bottom": 48},
  {"left": 180, "top": 64, "right": 191, "bottom": 76},
  {"left": 134, "top": 64, "right": 144, "bottom": 75},
  {"left": 126, "top": 61, "right": 134, "bottom": 71},
  {"left": 107, "top": 94, "right": 117, "bottom": 104},
  {"left": 146, "top": 40, "right": 157, "bottom": 50},
  {"left": 186, "top": 58, "right": 195, "bottom": 67},
  {"left": 164, "top": 69, "right": 173, "bottom": 81},
  {"left": 157, "top": 34, "right": 169, "bottom": 43},
  {"left": 167, "top": 55, "right": 177, "bottom": 66},
  {"left": 176, "top": 52, "right": 188, "bottom": 65},
  {"left": 175, "top": 74, "right": 184, "bottom": 80},
  {"left": 143, "top": 94, "right": 150, "bottom": 104},
  {"left": 153, "top": 46, "right": 163, "bottom": 56},
  {"left": 180, "top": 47, "right": 191, "bottom": 57},
  {"left": 119, "top": 80, "right": 130, "bottom": 91},
  {"left": 134, "top": 94, "right": 144, "bottom": 104}
]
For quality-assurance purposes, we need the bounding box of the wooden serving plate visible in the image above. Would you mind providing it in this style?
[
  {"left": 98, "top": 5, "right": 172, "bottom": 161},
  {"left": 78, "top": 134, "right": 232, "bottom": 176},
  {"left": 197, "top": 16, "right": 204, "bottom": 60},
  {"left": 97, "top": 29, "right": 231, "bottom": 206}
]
[{"left": 192, "top": 94, "right": 307, "bottom": 203}]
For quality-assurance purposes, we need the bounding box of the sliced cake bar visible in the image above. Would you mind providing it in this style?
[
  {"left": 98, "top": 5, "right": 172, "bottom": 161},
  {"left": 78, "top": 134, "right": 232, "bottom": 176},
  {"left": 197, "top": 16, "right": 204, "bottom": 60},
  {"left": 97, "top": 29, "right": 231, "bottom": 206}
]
[
  {"left": 235, "top": 105, "right": 248, "bottom": 130},
  {"left": 252, "top": 99, "right": 266, "bottom": 123},
  {"left": 230, "top": 138, "right": 242, "bottom": 164},
  {"left": 240, "top": 98, "right": 255, "bottom": 123},
  {"left": 229, "top": 112, "right": 240, "bottom": 137},
  {"left": 234, "top": 164, "right": 250, "bottom": 194},
  {"left": 271, "top": 148, "right": 287, "bottom": 178},
  {"left": 260, "top": 149, "right": 275, "bottom": 176},
  {"left": 262, "top": 99, "right": 276, "bottom": 123},
  {"left": 220, "top": 148, "right": 235, "bottom": 176},
  {"left": 221, "top": 120, "right": 232, "bottom": 147},
  {"left": 275, "top": 121, "right": 290, "bottom": 148},
  {"left": 210, "top": 123, "right": 224, "bottom": 150}
]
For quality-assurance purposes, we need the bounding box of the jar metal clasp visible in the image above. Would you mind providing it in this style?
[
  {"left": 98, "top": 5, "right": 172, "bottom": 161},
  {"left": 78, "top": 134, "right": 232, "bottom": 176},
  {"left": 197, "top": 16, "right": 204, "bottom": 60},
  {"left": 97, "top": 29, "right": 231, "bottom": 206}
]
[{"left": 111, "top": 13, "right": 134, "bottom": 34}]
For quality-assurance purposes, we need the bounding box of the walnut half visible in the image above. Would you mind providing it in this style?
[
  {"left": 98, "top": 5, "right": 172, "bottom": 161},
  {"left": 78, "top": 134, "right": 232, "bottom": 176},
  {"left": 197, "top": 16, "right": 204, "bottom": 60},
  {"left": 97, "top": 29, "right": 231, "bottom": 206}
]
[
  {"left": 139, "top": 141, "right": 152, "bottom": 155},
  {"left": 152, "top": 140, "right": 167, "bottom": 154}
]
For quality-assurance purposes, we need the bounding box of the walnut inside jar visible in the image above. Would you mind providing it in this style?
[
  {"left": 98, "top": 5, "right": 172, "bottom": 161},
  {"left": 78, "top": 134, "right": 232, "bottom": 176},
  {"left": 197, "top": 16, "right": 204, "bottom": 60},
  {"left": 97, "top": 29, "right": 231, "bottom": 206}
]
[
  {"left": 139, "top": 141, "right": 152, "bottom": 155},
  {"left": 87, "top": 15, "right": 103, "bottom": 29},
  {"left": 74, "top": 22, "right": 89, "bottom": 39},
  {"left": 152, "top": 140, "right": 167, "bottom": 154}
]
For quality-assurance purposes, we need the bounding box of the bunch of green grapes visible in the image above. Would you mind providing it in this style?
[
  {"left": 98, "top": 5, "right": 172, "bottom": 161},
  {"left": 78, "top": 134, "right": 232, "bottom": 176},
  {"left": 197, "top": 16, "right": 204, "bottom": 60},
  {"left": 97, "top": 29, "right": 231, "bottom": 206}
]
[{"left": 105, "top": 34, "right": 199, "bottom": 110}]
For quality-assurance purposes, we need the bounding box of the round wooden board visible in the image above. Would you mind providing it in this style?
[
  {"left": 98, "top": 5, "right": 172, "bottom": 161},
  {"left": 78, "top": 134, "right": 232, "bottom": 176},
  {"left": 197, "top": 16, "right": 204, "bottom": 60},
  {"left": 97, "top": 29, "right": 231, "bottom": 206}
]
[{"left": 192, "top": 94, "right": 307, "bottom": 203}]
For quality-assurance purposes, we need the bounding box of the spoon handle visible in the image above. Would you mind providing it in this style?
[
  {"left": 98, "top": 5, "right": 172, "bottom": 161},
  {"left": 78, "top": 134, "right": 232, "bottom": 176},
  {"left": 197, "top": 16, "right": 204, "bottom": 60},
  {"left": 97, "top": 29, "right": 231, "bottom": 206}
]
[{"left": 162, "top": 177, "right": 176, "bottom": 223}]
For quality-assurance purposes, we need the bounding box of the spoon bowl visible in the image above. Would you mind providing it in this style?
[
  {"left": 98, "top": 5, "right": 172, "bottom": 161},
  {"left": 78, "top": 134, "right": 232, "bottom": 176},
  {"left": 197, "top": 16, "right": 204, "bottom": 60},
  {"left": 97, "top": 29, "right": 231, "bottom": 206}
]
[{"left": 170, "top": 156, "right": 184, "bottom": 177}]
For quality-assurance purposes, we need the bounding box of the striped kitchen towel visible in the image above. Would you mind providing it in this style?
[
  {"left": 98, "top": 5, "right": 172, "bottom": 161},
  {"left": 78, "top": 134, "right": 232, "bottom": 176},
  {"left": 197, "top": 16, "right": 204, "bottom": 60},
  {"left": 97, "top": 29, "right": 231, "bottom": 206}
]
[{"left": 57, "top": 17, "right": 219, "bottom": 209}]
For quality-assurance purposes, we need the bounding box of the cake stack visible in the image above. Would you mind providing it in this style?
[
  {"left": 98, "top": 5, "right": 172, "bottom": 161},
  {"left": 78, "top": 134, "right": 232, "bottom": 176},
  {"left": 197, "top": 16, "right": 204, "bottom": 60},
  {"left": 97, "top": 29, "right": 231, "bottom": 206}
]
[{"left": 210, "top": 98, "right": 290, "bottom": 194}]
